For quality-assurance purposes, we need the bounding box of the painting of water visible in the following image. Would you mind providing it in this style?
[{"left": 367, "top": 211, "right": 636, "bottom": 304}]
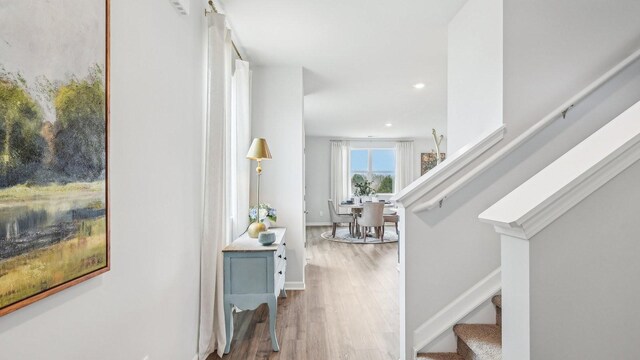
[{"left": 0, "top": 0, "right": 109, "bottom": 315}]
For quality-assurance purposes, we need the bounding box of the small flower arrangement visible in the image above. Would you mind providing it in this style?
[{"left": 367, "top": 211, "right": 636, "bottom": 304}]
[
  {"left": 353, "top": 179, "right": 376, "bottom": 197},
  {"left": 249, "top": 203, "right": 277, "bottom": 223}
]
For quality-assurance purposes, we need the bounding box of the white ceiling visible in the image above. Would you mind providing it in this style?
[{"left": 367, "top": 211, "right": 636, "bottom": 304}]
[{"left": 218, "top": 0, "right": 467, "bottom": 138}]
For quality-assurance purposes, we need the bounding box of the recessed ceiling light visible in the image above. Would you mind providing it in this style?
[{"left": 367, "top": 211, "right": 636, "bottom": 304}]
[
  {"left": 385, "top": 123, "right": 393, "bottom": 127},
  {"left": 413, "top": 83, "right": 425, "bottom": 89}
]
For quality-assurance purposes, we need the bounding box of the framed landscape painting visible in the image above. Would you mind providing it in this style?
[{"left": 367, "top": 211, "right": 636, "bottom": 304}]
[{"left": 0, "top": 0, "right": 109, "bottom": 316}]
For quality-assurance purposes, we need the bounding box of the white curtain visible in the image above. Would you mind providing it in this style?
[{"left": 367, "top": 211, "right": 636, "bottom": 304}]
[
  {"left": 230, "top": 60, "right": 252, "bottom": 239},
  {"left": 224, "top": 27, "right": 234, "bottom": 244},
  {"left": 199, "top": 13, "right": 232, "bottom": 360},
  {"left": 330, "top": 140, "right": 350, "bottom": 212},
  {"left": 394, "top": 141, "right": 414, "bottom": 193}
]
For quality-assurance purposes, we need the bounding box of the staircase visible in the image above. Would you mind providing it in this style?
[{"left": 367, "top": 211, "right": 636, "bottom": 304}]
[
  {"left": 418, "top": 295, "right": 502, "bottom": 360},
  {"left": 394, "top": 45, "right": 640, "bottom": 359}
]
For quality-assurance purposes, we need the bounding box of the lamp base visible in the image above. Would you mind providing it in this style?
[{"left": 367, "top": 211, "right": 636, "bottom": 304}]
[{"left": 248, "top": 222, "right": 267, "bottom": 238}]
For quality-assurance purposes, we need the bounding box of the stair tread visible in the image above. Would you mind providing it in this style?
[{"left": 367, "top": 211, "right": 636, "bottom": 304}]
[
  {"left": 417, "top": 353, "right": 464, "bottom": 360},
  {"left": 492, "top": 295, "right": 501, "bottom": 308},
  {"left": 454, "top": 324, "right": 502, "bottom": 360}
]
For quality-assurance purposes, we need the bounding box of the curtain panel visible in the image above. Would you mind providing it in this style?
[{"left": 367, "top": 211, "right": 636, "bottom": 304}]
[
  {"left": 330, "top": 140, "right": 351, "bottom": 212},
  {"left": 394, "top": 141, "right": 414, "bottom": 193},
  {"left": 199, "top": 13, "right": 232, "bottom": 360},
  {"left": 230, "top": 60, "right": 252, "bottom": 239}
]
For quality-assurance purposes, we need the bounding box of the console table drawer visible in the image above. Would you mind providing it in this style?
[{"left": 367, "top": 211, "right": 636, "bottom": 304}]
[{"left": 228, "top": 256, "right": 269, "bottom": 294}]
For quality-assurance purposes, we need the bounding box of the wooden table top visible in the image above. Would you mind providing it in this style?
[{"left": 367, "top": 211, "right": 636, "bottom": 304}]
[
  {"left": 222, "top": 227, "right": 286, "bottom": 252},
  {"left": 339, "top": 202, "right": 395, "bottom": 209}
]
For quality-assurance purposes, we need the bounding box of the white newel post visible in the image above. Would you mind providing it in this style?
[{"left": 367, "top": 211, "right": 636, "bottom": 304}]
[
  {"left": 397, "top": 206, "right": 407, "bottom": 360},
  {"left": 499, "top": 232, "right": 530, "bottom": 360}
]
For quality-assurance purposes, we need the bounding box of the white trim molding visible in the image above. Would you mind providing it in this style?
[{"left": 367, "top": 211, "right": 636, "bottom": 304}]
[
  {"left": 500, "top": 234, "right": 531, "bottom": 360},
  {"left": 412, "top": 268, "right": 501, "bottom": 358},
  {"left": 479, "top": 99, "right": 640, "bottom": 240},
  {"left": 305, "top": 222, "right": 332, "bottom": 227},
  {"left": 392, "top": 125, "right": 506, "bottom": 208},
  {"left": 285, "top": 281, "right": 306, "bottom": 290}
]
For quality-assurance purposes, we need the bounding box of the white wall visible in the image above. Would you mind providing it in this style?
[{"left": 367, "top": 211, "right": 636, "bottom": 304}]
[
  {"left": 304, "top": 137, "right": 444, "bottom": 224},
  {"left": 529, "top": 160, "right": 640, "bottom": 359},
  {"left": 504, "top": 0, "right": 640, "bottom": 136},
  {"left": 251, "top": 66, "right": 306, "bottom": 289},
  {"left": 447, "top": 0, "right": 503, "bottom": 154},
  {"left": 304, "top": 136, "right": 331, "bottom": 225},
  {"left": 0, "top": 1, "right": 206, "bottom": 359}
]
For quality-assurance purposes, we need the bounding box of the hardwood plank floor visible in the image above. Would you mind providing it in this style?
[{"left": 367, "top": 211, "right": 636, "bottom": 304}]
[{"left": 209, "top": 226, "right": 399, "bottom": 360}]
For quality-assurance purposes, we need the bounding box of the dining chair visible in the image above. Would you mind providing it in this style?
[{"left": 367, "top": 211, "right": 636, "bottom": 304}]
[
  {"left": 359, "top": 202, "right": 385, "bottom": 241},
  {"left": 328, "top": 199, "right": 355, "bottom": 237},
  {"left": 383, "top": 214, "right": 400, "bottom": 236}
]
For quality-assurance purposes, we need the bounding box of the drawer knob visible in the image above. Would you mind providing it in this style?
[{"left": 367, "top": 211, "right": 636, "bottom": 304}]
[
  {"left": 284, "top": 257, "right": 287, "bottom": 260},
  {"left": 278, "top": 254, "right": 282, "bottom": 258},
  {"left": 278, "top": 271, "right": 283, "bottom": 275},
  {"left": 283, "top": 242, "right": 286, "bottom": 246}
]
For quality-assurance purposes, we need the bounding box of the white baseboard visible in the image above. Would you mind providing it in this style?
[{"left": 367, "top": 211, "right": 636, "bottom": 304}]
[
  {"left": 306, "top": 222, "right": 331, "bottom": 226},
  {"left": 412, "top": 267, "right": 501, "bottom": 357},
  {"left": 285, "top": 281, "right": 305, "bottom": 290}
]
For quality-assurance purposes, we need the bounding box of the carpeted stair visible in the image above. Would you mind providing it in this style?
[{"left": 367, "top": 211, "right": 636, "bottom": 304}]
[{"left": 418, "top": 295, "right": 502, "bottom": 360}]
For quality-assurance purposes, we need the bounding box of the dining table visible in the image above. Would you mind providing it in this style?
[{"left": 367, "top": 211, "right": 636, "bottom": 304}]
[{"left": 339, "top": 201, "right": 397, "bottom": 237}]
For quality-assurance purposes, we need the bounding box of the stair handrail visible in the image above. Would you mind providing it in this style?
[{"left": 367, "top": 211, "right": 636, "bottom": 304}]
[
  {"left": 479, "top": 98, "right": 640, "bottom": 238},
  {"left": 392, "top": 125, "right": 507, "bottom": 207},
  {"left": 412, "top": 47, "right": 640, "bottom": 213}
]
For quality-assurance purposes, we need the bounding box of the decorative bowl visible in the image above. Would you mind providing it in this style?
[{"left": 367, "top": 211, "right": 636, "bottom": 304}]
[{"left": 258, "top": 231, "right": 276, "bottom": 246}]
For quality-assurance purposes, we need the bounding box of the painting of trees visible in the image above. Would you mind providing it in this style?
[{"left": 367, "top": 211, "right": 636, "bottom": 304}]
[
  {"left": 53, "top": 69, "right": 106, "bottom": 180},
  {"left": 0, "top": 68, "right": 105, "bottom": 186},
  {"left": 0, "top": 0, "right": 109, "bottom": 317},
  {"left": 0, "top": 78, "right": 46, "bottom": 186}
]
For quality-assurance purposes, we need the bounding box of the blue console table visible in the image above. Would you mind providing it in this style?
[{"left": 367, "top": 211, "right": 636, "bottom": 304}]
[{"left": 222, "top": 228, "right": 287, "bottom": 353}]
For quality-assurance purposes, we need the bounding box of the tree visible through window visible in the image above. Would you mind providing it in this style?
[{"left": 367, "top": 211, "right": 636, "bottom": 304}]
[{"left": 350, "top": 148, "right": 396, "bottom": 194}]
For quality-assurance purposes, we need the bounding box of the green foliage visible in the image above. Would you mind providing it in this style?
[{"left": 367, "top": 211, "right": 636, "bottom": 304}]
[
  {"left": 0, "top": 65, "right": 106, "bottom": 187},
  {"left": 0, "top": 181, "right": 103, "bottom": 202},
  {"left": 352, "top": 173, "right": 394, "bottom": 195},
  {"left": 352, "top": 173, "right": 366, "bottom": 185},
  {"left": 377, "top": 175, "right": 393, "bottom": 194},
  {"left": 53, "top": 67, "right": 105, "bottom": 180},
  {"left": 0, "top": 76, "right": 46, "bottom": 186},
  {"left": 353, "top": 177, "right": 375, "bottom": 196}
]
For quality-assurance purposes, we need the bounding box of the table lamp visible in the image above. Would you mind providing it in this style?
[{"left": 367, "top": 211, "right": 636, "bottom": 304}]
[{"left": 246, "top": 138, "right": 272, "bottom": 238}]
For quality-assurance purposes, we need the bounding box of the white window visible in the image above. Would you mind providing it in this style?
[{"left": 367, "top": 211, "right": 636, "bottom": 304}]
[{"left": 350, "top": 148, "right": 396, "bottom": 195}]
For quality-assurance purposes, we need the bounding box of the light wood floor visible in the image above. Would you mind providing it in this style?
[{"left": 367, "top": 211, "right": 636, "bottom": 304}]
[{"left": 209, "top": 226, "right": 399, "bottom": 360}]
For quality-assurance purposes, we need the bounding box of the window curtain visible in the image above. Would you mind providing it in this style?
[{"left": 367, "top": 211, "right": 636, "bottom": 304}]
[
  {"left": 199, "top": 13, "right": 232, "bottom": 360},
  {"left": 224, "top": 27, "right": 234, "bottom": 244},
  {"left": 230, "top": 60, "right": 252, "bottom": 239},
  {"left": 394, "top": 141, "right": 414, "bottom": 193},
  {"left": 330, "top": 140, "right": 350, "bottom": 212}
]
